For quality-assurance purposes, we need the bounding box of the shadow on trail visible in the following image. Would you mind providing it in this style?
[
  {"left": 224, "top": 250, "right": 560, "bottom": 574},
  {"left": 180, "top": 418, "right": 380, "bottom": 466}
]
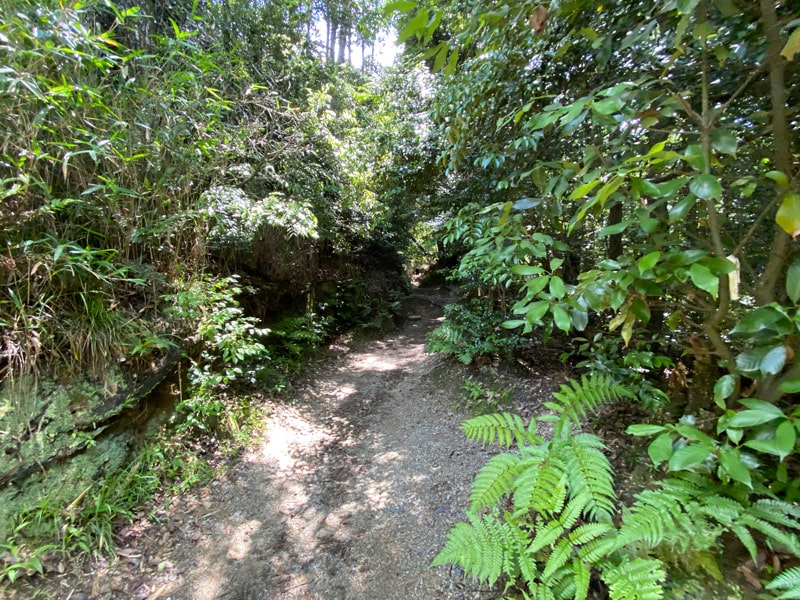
[{"left": 163, "top": 288, "right": 493, "bottom": 600}]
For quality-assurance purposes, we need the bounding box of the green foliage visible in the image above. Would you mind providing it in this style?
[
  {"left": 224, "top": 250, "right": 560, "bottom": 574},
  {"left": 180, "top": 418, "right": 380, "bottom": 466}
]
[
  {"left": 166, "top": 275, "right": 269, "bottom": 433},
  {"left": 1, "top": 437, "right": 209, "bottom": 572},
  {"left": 767, "top": 567, "right": 800, "bottom": 599},
  {"left": 544, "top": 374, "right": 634, "bottom": 433},
  {"left": 461, "top": 376, "right": 513, "bottom": 416},
  {"left": 434, "top": 373, "right": 800, "bottom": 597},
  {"left": 427, "top": 300, "right": 526, "bottom": 365}
]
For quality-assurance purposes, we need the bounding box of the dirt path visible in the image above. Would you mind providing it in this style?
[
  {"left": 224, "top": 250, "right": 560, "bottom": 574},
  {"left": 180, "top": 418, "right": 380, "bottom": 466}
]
[{"left": 61, "top": 286, "right": 505, "bottom": 600}]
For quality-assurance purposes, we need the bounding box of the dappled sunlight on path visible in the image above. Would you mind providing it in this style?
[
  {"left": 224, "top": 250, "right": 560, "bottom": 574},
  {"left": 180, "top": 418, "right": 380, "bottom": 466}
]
[{"left": 154, "top": 287, "right": 497, "bottom": 600}]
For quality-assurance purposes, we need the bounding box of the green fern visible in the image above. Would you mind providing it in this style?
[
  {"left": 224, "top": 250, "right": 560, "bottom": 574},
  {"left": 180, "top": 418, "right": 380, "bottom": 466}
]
[
  {"left": 461, "top": 412, "right": 540, "bottom": 449},
  {"left": 767, "top": 566, "right": 800, "bottom": 599},
  {"left": 544, "top": 373, "right": 634, "bottom": 432},
  {"left": 602, "top": 558, "right": 666, "bottom": 600},
  {"left": 431, "top": 512, "right": 508, "bottom": 585},
  {"left": 469, "top": 452, "right": 522, "bottom": 512}
]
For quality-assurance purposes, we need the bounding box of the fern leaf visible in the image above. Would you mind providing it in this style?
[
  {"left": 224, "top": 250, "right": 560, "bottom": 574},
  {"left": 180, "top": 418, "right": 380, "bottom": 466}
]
[
  {"left": 573, "top": 559, "right": 591, "bottom": 600},
  {"left": 513, "top": 525, "right": 540, "bottom": 586},
  {"left": 559, "top": 496, "right": 590, "bottom": 530},
  {"left": 461, "top": 412, "right": 538, "bottom": 448},
  {"left": 619, "top": 483, "right": 691, "bottom": 548},
  {"left": 469, "top": 453, "right": 520, "bottom": 512},
  {"left": 740, "top": 513, "right": 800, "bottom": 555},
  {"left": 548, "top": 374, "right": 633, "bottom": 429},
  {"left": 431, "top": 513, "right": 506, "bottom": 585},
  {"left": 513, "top": 455, "right": 567, "bottom": 515},
  {"left": 603, "top": 558, "right": 666, "bottom": 600},
  {"left": 750, "top": 498, "right": 800, "bottom": 531},
  {"left": 569, "top": 523, "right": 614, "bottom": 546},
  {"left": 529, "top": 520, "right": 565, "bottom": 553},
  {"left": 542, "top": 538, "right": 572, "bottom": 581},
  {"left": 563, "top": 434, "right": 616, "bottom": 521},
  {"left": 767, "top": 566, "right": 800, "bottom": 599},
  {"left": 578, "top": 535, "right": 623, "bottom": 563},
  {"left": 730, "top": 523, "right": 758, "bottom": 564}
]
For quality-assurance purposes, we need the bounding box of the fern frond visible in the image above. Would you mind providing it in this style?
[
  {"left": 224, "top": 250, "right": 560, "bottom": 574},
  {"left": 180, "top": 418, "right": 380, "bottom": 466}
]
[
  {"left": 469, "top": 453, "right": 521, "bottom": 512},
  {"left": 573, "top": 558, "right": 591, "bottom": 600},
  {"left": 431, "top": 513, "right": 507, "bottom": 585},
  {"left": 529, "top": 520, "right": 565, "bottom": 553},
  {"left": 618, "top": 482, "right": 695, "bottom": 548},
  {"left": 569, "top": 523, "right": 615, "bottom": 546},
  {"left": 578, "top": 534, "right": 624, "bottom": 563},
  {"left": 767, "top": 566, "right": 800, "bottom": 599},
  {"left": 546, "top": 374, "right": 633, "bottom": 430},
  {"left": 513, "top": 454, "right": 568, "bottom": 515},
  {"left": 559, "top": 496, "right": 590, "bottom": 530},
  {"left": 750, "top": 498, "right": 800, "bottom": 530},
  {"left": 730, "top": 523, "right": 758, "bottom": 564},
  {"left": 461, "top": 412, "right": 539, "bottom": 448},
  {"left": 542, "top": 538, "right": 573, "bottom": 581},
  {"left": 602, "top": 558, "right": 666, "bottom": 600},
  {"left": 562, "top": 434, "right": 616, "bottom": 521},
  {"left": 740, "top": 513, "right": 800, "bottom": 555}
]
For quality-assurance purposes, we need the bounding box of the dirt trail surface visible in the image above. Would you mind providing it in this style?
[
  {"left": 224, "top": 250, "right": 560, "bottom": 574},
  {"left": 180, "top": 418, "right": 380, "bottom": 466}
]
[{"left": 47, "top": 286, "right": 521, "bottom": 600}]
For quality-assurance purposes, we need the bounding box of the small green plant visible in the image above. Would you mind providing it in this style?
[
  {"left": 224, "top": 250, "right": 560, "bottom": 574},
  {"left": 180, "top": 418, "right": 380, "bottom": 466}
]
[
  {"left": 563, "top": 334, "right": 672, "bottom": 411},
  {"left": 461, "top": 376, "right": 513, "bottom": 416},
  {"left": 427, "top": 299, "right": 525, "bottom": 365},
  {"left": 166, "top": 275, "right": 270, "bottom": 432}
]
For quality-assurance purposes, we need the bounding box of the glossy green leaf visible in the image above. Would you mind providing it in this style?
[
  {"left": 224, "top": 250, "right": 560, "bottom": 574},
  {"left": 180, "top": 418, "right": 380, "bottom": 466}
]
[
  {"left": 502, "top": 319, "right": 526, "bottom": 329},
  {"left": 689, "top": 263, "right": 718, "bottom": 298},
  {"left": 397, "top": 8, "right": 428, "bottom": 43},
  {"left": 552, "top": 304, "right": 571, "bottom": 333},
  {"left": 760, "top": 344, "right": 787, "bottom": 375},
  {"left": 781, "top": 27, "right": 800, "bottom": 61},
  {"left": 668, "top": 195, "right": 696, "bottom": 223},
  {"left": 598, "top": 220, "right": 631, "bottom": 237},
  {"left": 689, "top": 174, "right": 722, "bottom": 200},
  {"left": 571, "top": 308, "right": 589, "bottom": 331},
  {"left": 787, "top": 259, "right": 800, "bottom": 304},
  {"left": 776, "top": 193, "right": 800, "bottom": 237},
  {"left": 719, "top": 448, "right": 752, "bottom": 487},
  {"left": 512, "top": 264, "right": 545, "bottom": 277},
  {"left": 779, "top": 378, "right": 800, "bottom": 394},
  {"left": 674, "top": 424, "right": 715, "bottom": 446},
  {"left": 669, "top": 444, "right": 711, "bottom": 471},
  {"left": 627, "top": 424, "right": 668, "bottom": 436},
  {"left": 683, "top": 145, "right": 706, "bottom": 171},
  {"left": 766, "top": 170, "right": 790, "bottom": 186},
  {"left": 729, "top": 306, "right": 792, "bottom": 339},
  {"left": 523, "top": 276, "right": 551, "bottom": 296},
  {"left": 727, "top": 409, "right": 783, "bottom": 429},
  {"left": 775, "top": 420, "right": 797, "bottom": 459},
  {"left": 711, "top": 128, "right": 737, "bottom": 156},
  {"left": 550, "top": 276, "right": 566, "bottom": 299},
  {"left": 524, "top": 301, "right": 550, "bottom": 324},
  {"left": 648, "top": 432, "right": 674, "bottom": 466},
  {"left": 637, "top": 251, "right": 661, "bottom": 274},
  {"left": 385, "top": 0, "right": 417, "bottom": 14},
  {"left": 713, "top": 374, "right": 735, "bottom": 409},
  {"left": 570, "top": 179, "right": 601, "bottom": 200}
]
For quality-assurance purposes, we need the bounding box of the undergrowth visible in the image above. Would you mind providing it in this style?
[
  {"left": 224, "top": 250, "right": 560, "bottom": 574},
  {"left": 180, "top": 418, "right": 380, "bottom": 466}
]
[{"left": 433, "top": 373, "right": 800, "bottom": 599}]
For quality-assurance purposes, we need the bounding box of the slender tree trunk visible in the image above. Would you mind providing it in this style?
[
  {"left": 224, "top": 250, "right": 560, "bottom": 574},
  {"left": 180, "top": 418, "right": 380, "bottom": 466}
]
[
  {"left": 754, "top": 0, "right": 794, "bottom": 305},
  {"left": 337, "top": 23, "right": 347, "bottom": 63}
]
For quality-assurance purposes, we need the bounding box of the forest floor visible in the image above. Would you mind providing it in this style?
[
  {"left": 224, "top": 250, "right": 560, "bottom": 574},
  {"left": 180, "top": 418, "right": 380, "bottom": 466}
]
[{"left": 18, "top": 285, "right": 571, "bottom": 600}]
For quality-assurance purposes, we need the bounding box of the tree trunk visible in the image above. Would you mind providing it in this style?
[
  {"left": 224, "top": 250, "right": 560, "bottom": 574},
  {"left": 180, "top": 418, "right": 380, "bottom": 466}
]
[
  {"left": 337, "top": 23, "right": 347, "bottom": 63},
  {"left": 754, "top": 0, "right": 794, "bottom": 305}
]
